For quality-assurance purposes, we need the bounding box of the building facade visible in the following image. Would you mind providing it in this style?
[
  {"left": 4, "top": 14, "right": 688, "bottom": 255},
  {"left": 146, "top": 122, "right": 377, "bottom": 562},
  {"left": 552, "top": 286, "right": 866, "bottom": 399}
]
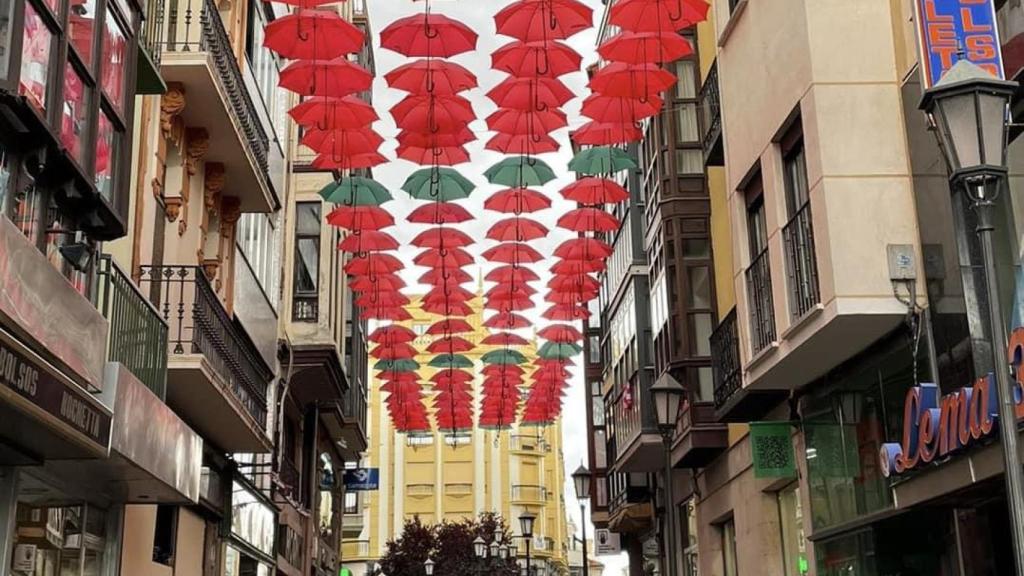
[{"left": 342, "top": 290, "right": 571, "bottom": 576}]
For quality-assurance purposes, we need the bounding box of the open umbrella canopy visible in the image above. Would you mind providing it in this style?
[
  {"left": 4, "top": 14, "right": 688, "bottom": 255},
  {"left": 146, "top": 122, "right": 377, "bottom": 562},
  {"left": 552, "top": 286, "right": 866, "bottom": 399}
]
[
  {"left": 485, "top": 133, "right": 561, "bottom": 155},
  {"left": 609, "top": 0, "right": 711, "bottom": 32},
  {"left": 548, "top": 274, "right": 600, "bottom": 292},
  {"left": 422, "top": 300, "right": 474, "bottom": 316},
  {"left": 537, "top": 324, "right": 584, "bottom": 343},
  {"left": 414, "top": 247, "right": 474, "bottom": 268},
  {"left": 581, "top": 94, "right": 663, "bottom": 124},
  {"left": 311, "top": 151, "right": 388, "bottom": 171},
  {"left": 546, "top": 289, "right": 598, "bottom": 305},
  {"left": 397, "top": 145, "right": 471, "bottom": 166},
  {"left": 482, "top": 243, "right": 544, "bottom": 264},
  {"left": 426, "top": 337, "right": 475, "bottom": 354},
  {"left": 589, "top": 62, "right": 677, "bottom": 97},
  {"left": 407, "top": 202, "right": 474, "bottom": 224},
  {"left": 355, "top": 291, "right": 410, "bottom": 308},
  {"left": 538, "top": 342, "right": 583, "bottom": 359},
  {"left": 559, "top": 177, "right": 630, "bottom": 203},
  {"left": 319, "top": 177, "right": 392, "bottom": 206},
  {"left": 599, "top": 30, "right": 694, "bottom": 64},
  {"left": 431, "top": 369, "right": 475, "bottom": 384},
  {"left": 484, "top": 312, "right": 531, "bottom": 329},
  {"left": 487, "top": 77, "right": 575, "bottom": 110},
  {"left": 264, "top": 11, "right": 365, "bottom": 60},
  {"left": 374, "top": 358, "right": 421, "bottom": 372},
  {"left": 280, "top": 58, "right": 373, "bottom": 97},
  {"left": 351, "top": 273, "right": 406, "bottom": 293},
  {"left": 391, "top": 94, "right": 476, "bottom": 134},
  {"left": 429, "top": 354, "right": 474, "bottom": 369},
  {"left": 424, "top": 285, "right": 475, "bottom": 303},
  {"left": 484, "top": 157, "right": 557, "bottom": 186},
  {"left": 481, "top": 332, "right": 530, "bottom": 346},
  {"left": 551, "top": 259, "right": 606, "bottom": 274},
  {"left": 370, "top": 342, "right": 419, "bottom": 360},
  {"left": 345, "top": 253, "right": 404, "bottom": 275},
  {"left": 495, "top": 0, "right": 593, "bottom": 41},
  {"left": 385, "top": 59, "right": 478, "bottom": 95},
  {"left": 380, "top": 13, "right": 479, "bottom": 57},
  {"left": 301, "top": 127, "right": 384, "bottom": 156},
  {"left": 487, "top": 218, "right": 550, "bottom": 241},
  {"left": 557, "top": 207, "right": 621, "bottom": 232},
  {"left": 486, "top": 107, "right": 569, "bottom": 135},
  {"left": 402, "top": 167, "right": 476, "bottom": 201},
  {"left": 289, "top": 95, "right": 377, "bottom": 129},
  {"left": 543, "top": 304, "right": 591, "bottom": 321},
  {"left": 492, "top": 40, "right": 583, "bottom": 78},
  {"left": 428, "top": 319, "right": 475, "bottom": 335},
  {"left": 569, "top": 146, "right": 639, "bottom": 175},
  {"left": 327, "top": 205, "right": 395, "bottom": 230},
  {"left": 398, "top": 128, "right": 476, "bottom": 148},
  {"left": 571, "top": 121, "right": 643, "bottom": 145},
  {"left": 486, "top": 283, "right": 538, "bottom": 298},
  {"left": 411, "top": 227, "right": 474, "bottom": 248},
  {"left": 369, "top": 325, "right": 418, "bottom": 344},
  {"left": 484, "top": 188, "right": 552, "bottom": 213},
  {"left": 419, "top": 268, "right": 474, "bottom": 285},
  {"left": 554, "top": 237, "right": 613, "bottom": 260},
  {"left": 481, "top": 349, "right": 529, "bottom": 365},
  {"left": 487, "top": 265, "right": 541, "bottom": 283},
  {"left": 485, "top": 294, "right": 534, "bottom": 312}
]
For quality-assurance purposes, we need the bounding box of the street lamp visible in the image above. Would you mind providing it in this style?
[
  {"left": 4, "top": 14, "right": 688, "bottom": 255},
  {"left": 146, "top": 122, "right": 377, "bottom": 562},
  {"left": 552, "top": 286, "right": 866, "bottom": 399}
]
[
  {"left": 922, "top": 57, "right": 1024, "bottom": 576},
  {"left": 650, "top": 375, "right": 685, "bottom": 576},
  {"left": 425, "top": 559, "right": 435, "bottom": 576},
  {"left": 519, "top": 512, "right": 536, "bottom": 576},
  {"left": 475, "top": 536, "right": 488, "bottom": 559},
  {"left": 571, "top": 465, "right": 591, "bottom": 576}
]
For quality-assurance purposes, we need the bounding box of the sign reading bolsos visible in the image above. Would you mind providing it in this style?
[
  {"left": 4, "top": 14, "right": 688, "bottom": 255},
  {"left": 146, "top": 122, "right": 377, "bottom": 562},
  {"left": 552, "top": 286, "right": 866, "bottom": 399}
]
[
  {"left": 342, "top": 468, "right": 380, "bottom": 491},
  {"left": 914, "top": 0, "right": 1004, "bottom": 89},
  {"left": 880, "top": 326, "right": 1024, "bottom": 477}
]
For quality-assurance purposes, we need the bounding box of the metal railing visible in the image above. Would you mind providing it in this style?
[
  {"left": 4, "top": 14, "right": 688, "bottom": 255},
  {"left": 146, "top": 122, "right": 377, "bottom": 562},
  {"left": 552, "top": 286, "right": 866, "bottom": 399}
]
[
  {"left": 700, "top": 63, "right": 721, "bottom": 157},
  {"left": 511, "top": 485, "right": 548, "bottom": 502},
  {"left": 445, "top": 483, "right": 473, "bottom": 495},
  {"left": 745, "top": 248, "right": 776, "bottom": 354},
  {"left": 343, "top": 540, "right": 370, "bottom": 557},
  {"left": 138, "top": 265, "right": 271, "bottom": 429},
  {"left": 710, "top": 309, "right": 741, "bottom": 410},
  {"left": 407, "top": 484, "right": 434, "bottom": 496},
  {"left": 96, "top": 256, "right": 169, "bottom": 399},
  {"left": 139, "top": 0, "right": 166, "bottom": 66},
  {"left": 293, "top": 296, "right": 318, "bottom": 322},
  {"left": 782, "top": 203, "right": 820, "bottom": 320},
  {"left": 160, "top": 0, "right": 270, "bottom": 177}
]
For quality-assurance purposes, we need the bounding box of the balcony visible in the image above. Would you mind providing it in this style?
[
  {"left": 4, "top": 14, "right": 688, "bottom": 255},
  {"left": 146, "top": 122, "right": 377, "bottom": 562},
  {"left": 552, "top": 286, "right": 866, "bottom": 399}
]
[
  {"left": 608, "top": 376, "right": 663, "bottom": 473},
  {"left": 700, "top": 63, "right": 724, "bottom": 166},
  {"left": 510, "top": 434, "right": 549, "bottom": 453},
  {"left": 342, "top": 378, "right": 369, "bottom": 455},
  {"left": 746, "top": 247, "right": 777, "bottom": 354},
  {"left": 607, "top": 472, "right": 652, "bottom": 534},
  {"left": 711, "top": 309, "right": 786, "bottom": 422},
  {"left": 139, "top": 265, "right": 272, "bottom": 452},
  {"left": 342, "top": 540, "right": 371, "bottom": 558},
  {"left": 137, "top": 0, "right": 168, "bottom": 93},
  {"left": 158, "top": 0, "right": 277, "bottom": 212},
  {"left": 511, "top": 484, "right": 548, "bottom": 504},
  {"left": 96, "top": 256, "right": 168, "bottom": 399},
  {"left": 670, "top": 402, "right": 728, "bottom": 468}
]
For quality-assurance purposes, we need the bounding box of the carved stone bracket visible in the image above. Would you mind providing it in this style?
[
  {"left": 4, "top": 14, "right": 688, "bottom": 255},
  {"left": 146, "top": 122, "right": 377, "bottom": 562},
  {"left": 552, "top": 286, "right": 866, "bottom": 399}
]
[
  {"left": 184, "top": 128, "right": 210, "bottom": 178},
  {"left": 160, "top": 83, "right": 186, "bottom": 140}
]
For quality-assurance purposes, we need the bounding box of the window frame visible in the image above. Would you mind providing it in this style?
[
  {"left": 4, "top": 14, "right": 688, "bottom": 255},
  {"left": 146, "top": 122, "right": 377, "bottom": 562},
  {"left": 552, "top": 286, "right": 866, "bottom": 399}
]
[{"left": 292, "top": 201, "right": 322, "bottom": 322}]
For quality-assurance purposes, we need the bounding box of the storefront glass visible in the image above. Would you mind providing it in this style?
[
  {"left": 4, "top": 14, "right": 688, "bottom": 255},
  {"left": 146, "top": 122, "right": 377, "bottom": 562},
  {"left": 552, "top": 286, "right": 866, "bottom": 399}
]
[
  {"left": 778, "top": 485, "right": 808, "bottom": 576},
  {"left": 230, "top": 480, "right": 275, "bottom": 558},
  {"left": 7, "top": 487, "right": 114, "bottom": 576}
]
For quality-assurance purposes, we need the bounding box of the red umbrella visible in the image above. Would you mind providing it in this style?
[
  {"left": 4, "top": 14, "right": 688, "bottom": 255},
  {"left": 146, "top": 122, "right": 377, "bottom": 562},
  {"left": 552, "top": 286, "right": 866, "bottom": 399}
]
[
  {"left": 263, "top": 0, "right": 343, "bottom": 8},
  {"left": 380, "top": 13, "right": 478, "bottom": 57},
  {"left": 538, "top": 324, "right": 584, "bottom": 343},
  {"left": 345, "top": 253, "right": 404, "bottom": 275},
  {"left": 412, "top": 227, "right": 474, "bottom": 249},
  {"left": 495, "top": 0, "right": 593, "bottom": 41},
  {"left": 485, "top": 312, "right": 530, "bottom": 329},
  {"left": 385, "top": 59, "right": 478, "bottom": 95},
  {"left": 327, "top": 205, "right": 395, "bottom": 230},
  {"left": 288, "top": 96, "right": 377, "bottom": 130},
  {"left": 423, "top": 300, "right": 474, "bottom": 316},
  {"left": 548, "top": 274, "right": 600, "bottom": 292},
  {"left": 301, "top": 127, "right": 384, "bottom": 156},
  {"left": 486, "top": 107, "right": 568, "bottom": 135},
  {"left": 414, "top": 247, "right": 474, "bottom": 268},
  {"left": 432, "top": 369, "right": 474, "bottom": 384},
  {"left": 391, "top": 94, "right": 476, "bottom": 134},
  {"left": 482, "top": 332, "right": 530, "bottom": 346},
  {"left": 487, "top": 266, "right": 540, "bottom": 283},
  {"left": 589, "top": 62, "right": 676, "bottom": 97},
  {"left": 543, "top": 304, "right": 591, "bottom": 321},
  {"left": 428, "top": 319, "right": 475, "bottom": 335},
  {"left": 369, "top": 325, "right": 417, "bottom": 344},
  {"left": 557, "top": 207, "right": 620, "bottom": 232},
  {"left": 351, "top": 274, "right": 406, "bottom": 293},
  {"left": 426, "top": 337, "right": 475, "bottom": 354},
  {"left": 280, "top": 59, "right": 372, "bottom": 97},
  {"left": 487, "top": 288, "right": 537, "bottom": 304},
  {"left": 581, "top": 94, "right": 663, "bottom": 123},
  {"left": 337, "top": 230, "right": 399, "bottom": 253},
  {"left": 424, "top": 286, "right": 475, "bottom": 303},
  {"left": 492, "top": 40, "right": 582, "bottom": 78},
  {"left": 361, "top": 305, "right": 413, "bottom": 321},
  {"left": 397, "top": 145, "right": 471, "bottom": 166},
  {"left": 483, "top": 364, "right": 526, "bottom": 377},
  {"left": 551, "top": 259, "right": 606, "bottom": 274},
  {"left": 560, "top": 177, "right": 630, "bottom": 203},
  {"left": 484, "top": 188, "right": 552, "bottom": 214},
  {"left": 398, "top": 128, "right": 476, "bottom": 148},
  {"left": 264, "top": 11, "right": 364, "bottom": 60},
  {"left": 486, "top": 296, "right": 533, "bottom": 312},
  {"left": 554, "top": 238, "right": 613, "bottom": 260},
  {"left": 487, "top": 77, "right": 574, "bottom": 110},
  {"left": 419, "top": 268, "right": 474, "bottom": 285},
  {"left": 311, "top": 152, "right": 388, "bottom": 170},
  {"left": 486, "top": 283, "right": 538, "bottom": 297},
  {"left": 598, "top": 31, "right": 693, "bottom": 64},
  {"left": 609, "top": 0, "right": 710, "bottom": 32},
  {"left": 546, "top": 290, "right": 598, "bottom": 304},
  {"left": 356, "top": 291, "right": 410, "bottom": 308},
  {"left": 379, "top": 369, "right": 420, "bottom": 383},
  {"left": 408, "top": 202, "right": 474, "bottom": 224},
  {"left": 571, "top": 121, "right": 643, "bottom": 145},
  {"left": 370, "top": 343, "right": 418, "bottom": 360},
  {"left": 487, "top": 218, "right": 549, "bottom": 242},
  {"left": 485, "top": 133, "right": 560, "bottom": 155},
  {"left": 482, "top": 243, "right": 544, "bottom": 264}
]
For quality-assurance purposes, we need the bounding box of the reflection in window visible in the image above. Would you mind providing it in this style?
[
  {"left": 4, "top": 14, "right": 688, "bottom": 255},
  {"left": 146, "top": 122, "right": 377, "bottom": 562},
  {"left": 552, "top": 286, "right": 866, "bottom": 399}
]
[
  {"left": 0, "top": 0, "right": 13, "bottom": 79},
  {"left": 69, "top": 0, "right": 98, "bottom": 66},
  {"left": 101, "top": 11, "right": 127, "bottom": 110},
  {"left": 95, "top": 112, "right": 115, "bottom": 201},
  {"left": 230, "top": 481, "right": 275, "bottom": 557},
  {"left": 62, "top": 61, "right": 88, "bottom": 163},
  {"left": 20, "top": 3, "right": 52, "bottom": 112},
  {"left": 778, "top": 485, "right": 808, "bottom": 576}
]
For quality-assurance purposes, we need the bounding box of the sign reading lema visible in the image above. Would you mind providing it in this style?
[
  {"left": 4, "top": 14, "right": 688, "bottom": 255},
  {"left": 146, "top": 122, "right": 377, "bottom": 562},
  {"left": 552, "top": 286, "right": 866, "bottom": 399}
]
[
  {"left": 881, "top": 326, "right": 1024, "bottom": 477},
  {"left": 916, "top": 0, "right": 1004, "bottom": 89}
]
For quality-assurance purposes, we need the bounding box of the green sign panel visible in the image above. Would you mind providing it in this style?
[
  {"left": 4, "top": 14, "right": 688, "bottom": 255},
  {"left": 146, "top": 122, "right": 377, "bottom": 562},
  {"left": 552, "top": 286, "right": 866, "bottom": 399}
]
[{"left": 750, "top": 422, "right": 796, "bottom": 479}]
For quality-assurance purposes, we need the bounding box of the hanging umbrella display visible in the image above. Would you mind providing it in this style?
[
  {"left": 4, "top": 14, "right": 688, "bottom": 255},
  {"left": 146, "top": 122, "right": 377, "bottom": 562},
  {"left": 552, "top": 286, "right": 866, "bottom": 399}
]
[
  {"left": 588, "top": 62, "right": 677, "bottom": 97},
  {"left": 398, "top": 128, "right": 476, "bottom": 149},
  {"left": 264, "top": 11, "right": 365, "bottom": 60},
  {"left": 429, "top": 354, "right": 475, "bottom": 369},
  {"left": 547, "top": 274, "right": 600, "bottom": 292},
  {"left": 413, "top": 247, "right": 474, "bottom": 268},
  {"left": 542, "top": 304, "right": 591, "bottom": 321},
  {"left": 557, "top": 207, "right": 621, "bottom": 232},
  {"left": 571, "top": 121, "right": 643, "bottom": 145},
  {"left": 374, "top": 358, "right": 421, "bottom": 372},
  {"left": 485, "top": 133, "right": 561, "bottom": 155},
  {"left": 481, "top": 349, "right": 529, "bottom": 365},
  {"left": 319, "top": 177, "right": 392, "bottom": 206},
  {"left": 327, "top": 205, "right": 395, "bottom": 230},
  {"left": 609, "top": 0, "right": 711, "bottom": 32},
  {"left": 569, "top": 146, "right": 639, "bottom": 175},
  {"left": 482, "top": 243, "right": 544, "bottom": 264},
  {"left": 427, "top": 319, "right": 475, "bottom": 335},
  {"left": 537, "top": 324, "right": 584, "bottom": 343},
  {"left": 538, "top": 342, "right": 583, "bottom": 359},
  {"left": 580, "top": 93, "right": 664, "bottom": 123},
  {"left": 338, "top": 230, "right": 400, "bottom": 253},
  {"left": 486, "top": 283, "right": 538, "bottom": 298},
  {"left": 492, "top": 40, "right": 583, "bottom": 78},
  {"left": 423, "top": 300, "right": 474, "bottom": 316},
  {"left": 350, "top": 274, "right": 407, "bottom": 293},
  {"left": 551, "top": 259, "right": 606, "bottom": 274},
  {"left": 397, "top": 145, "right": 471, "bottom": 166},
  {"left": 426, "top": 337, "right": 475, "bottom": 354},
  {"left": 344, "top": 253, "right": 404, "bottom": 275},
  {"left": 402, "top": 167, "right": 476, "bottom": 200},
  {"left": 486, "top": 107, "right": 569, "bottom": 135},
  {"left": 289, "top": 95, "right": 377, "bottom": 129},
  {"left": 370, "top": 343, "right": 419, "bottom": 361},
  {"left": 301, "top": 127, "right": 385, "bottom": 156},
  {"left": 487, "top": 265, "right": 541, "bottom": 283},
  {"left": 407, "top": 202, "right": 474, "bottom": 224},
  {"left": 390, "top": 94, "right": 476, "bottom": 134},
  {"left": 554, "top": 238, "right": 613, "bottom": 260},
  {"left": 369, "top": 325, "right": 418, "bottom": 345},
  {"left": 355, "top": 291, "right": 411, "bottom": 308},
  {"left": 487, "top": 218, "right": 550, "bottom": 241},
  {"left": 380, "top": 13, "right": 479, "bottom": 57},
  {"left": 484, "top": 157, "right": 557, "bottom": 186},
  {"left": 385, "top": 59, "right": 478, "bottom": 95},
  {"left": 484, "top": 312, "right": 531, "bottom": 330},
  {"left": 311, "top": 151, "right": 388, "bottom": 170},
  {"left": 481, "top": 332, "right": 530, "bottom": 346},
  {"left": 411, "top": 227, "right": 474, "bottom": 248},
  {"left": 280, "top": 59, "right": 373, "bottom": 97},
  {"left": 559, "top": 177, "right": 630, "bottom": 203},
  {"left": 487, "top": 77, "right": 575, "bottom": 110},
  {"left": 419, "top": 268, "right": 474, "bottom": 285},
  {"left": 598, "top": 30, "right": 693, "bottom": 64},
  {"left": 494, "top": 0, "right": 593, "bottom": 41},
  {"left": 483, "top": 188, "right": 552, "bottom": 213}
]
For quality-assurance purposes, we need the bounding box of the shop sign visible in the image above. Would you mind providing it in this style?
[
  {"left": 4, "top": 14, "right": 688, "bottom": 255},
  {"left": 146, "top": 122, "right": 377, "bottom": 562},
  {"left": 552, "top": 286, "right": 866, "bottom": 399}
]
[
  {"left": 914, "top": 0, "right": 1004, "bottom": 89},
  {"left": 750, "top": 421, "right": 797, "bottom": 479},
  {"left": 343, "top": 468, "right": 380, "bottom": 491},
  {"left": 594, "top": 529, "right": 621, "bottom": 555},
  {"left": 0, "top": 327, "right": 111, "bottom": 452},
  {"left": 12, "top": 544, "right": 36, "bottom": 573}
]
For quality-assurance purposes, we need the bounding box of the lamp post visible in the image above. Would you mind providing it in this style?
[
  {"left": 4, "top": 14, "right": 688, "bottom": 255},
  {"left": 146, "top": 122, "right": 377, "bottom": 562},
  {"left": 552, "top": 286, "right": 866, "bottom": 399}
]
[
  {"left": 425, "top": 558, "right": 435, "bottom": 576},
  {"left": 571, "top": 465, "right": 591, "bottom": 576},
  {"left": 519, "top": 512, "right": 536, "bottom": 576},
  {"left": 922, "top": 58, "right": 1024, "bottom": 576},
  {"left": 650, "top": 376, "right": 685, "bottom": 576}
]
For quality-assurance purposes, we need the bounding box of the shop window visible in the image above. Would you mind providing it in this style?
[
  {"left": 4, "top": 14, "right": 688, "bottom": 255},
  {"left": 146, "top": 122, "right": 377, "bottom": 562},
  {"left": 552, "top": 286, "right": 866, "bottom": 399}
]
[
  {"left": 20, "top": 2, "right": 53, "bottom": 112},
  {"left": 68, "top": 0, "right": 97, "bottom": 66},
  {"left": 100, "top": 9, "right": 127, "bottom": 112},
  {"left": 679, "top": 500, "right": 698, "bottom": 576},
  {"left": 293, "top": 202, "right": 321, "bottom": 322},
  {"left": 10, "top": 501, "right": 112, "bottom": 576},
  {"left": 61, "top": 59, "right": 88, "bottom": 164},
  {"left": 777, "top": 485, "right": 808, "bottom": 576},
  {"left": 0, "top": 0, "right": 14, "bottom": 79},
  {"left": 152, "top": 505, "right": 178, "bottom": 566},
  {"left": 720, "top": 518, "right": 738, "bottom": 576},
  {"left": 95, "top": 110, "right": 116, "bottom": 201}
]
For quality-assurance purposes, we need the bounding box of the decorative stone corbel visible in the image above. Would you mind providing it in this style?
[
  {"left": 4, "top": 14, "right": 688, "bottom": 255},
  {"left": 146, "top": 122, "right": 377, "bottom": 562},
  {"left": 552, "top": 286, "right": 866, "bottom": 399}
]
[
  {"left": 160, "top": 83, "right": 186, "bottom": 140},
  {"left": 184, "top": 128, "right": 209, "bottom": 178},
  {"left": 199, "top": 163, "right": 227, "bottom": 280}
]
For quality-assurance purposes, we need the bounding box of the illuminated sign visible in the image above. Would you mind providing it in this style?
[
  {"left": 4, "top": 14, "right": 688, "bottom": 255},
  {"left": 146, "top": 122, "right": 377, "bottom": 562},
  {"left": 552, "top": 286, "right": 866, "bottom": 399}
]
[{"left": 914, "top": 0, "right": 1004, "bottom": 89}]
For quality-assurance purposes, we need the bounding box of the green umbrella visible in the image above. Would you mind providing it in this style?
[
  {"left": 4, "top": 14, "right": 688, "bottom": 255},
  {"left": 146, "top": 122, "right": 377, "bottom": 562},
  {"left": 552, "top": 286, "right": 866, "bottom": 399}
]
[
  {"left": 319, "top": 177, "right": 392, "bottom": 205},
  {"left": 481, "top": 349, "right": 529, "bottom": 365},
  {"left": 374, "top": 359, "right": 420, "bottom": 372},
  {"left": 568, "top": 146, "right": 637, "bottom": 175},
  {"left": 402, "top": 167, "right": 476, "bottom": 201},
  {"left": 484, "top": 157, "right": 557, "bottom": 187},
  {"left": 538, "top": 342, "right": 582, "bottom": 359},
  {"left": 429, "top": 354, "right": 474, "bottom": 369}
]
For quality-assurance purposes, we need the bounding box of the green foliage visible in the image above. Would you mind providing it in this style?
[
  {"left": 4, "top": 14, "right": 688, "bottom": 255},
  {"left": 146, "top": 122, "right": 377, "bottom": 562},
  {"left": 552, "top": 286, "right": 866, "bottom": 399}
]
[{"left": 379, "top": 513, "right": 520, "bottom": 576}]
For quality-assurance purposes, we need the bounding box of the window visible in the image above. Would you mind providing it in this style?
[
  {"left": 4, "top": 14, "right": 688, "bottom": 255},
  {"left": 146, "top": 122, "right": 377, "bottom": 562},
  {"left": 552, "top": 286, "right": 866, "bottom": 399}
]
[
  {"left": 246, "top": 0, "right": 287, "bottom": 140},
  {"left": 293, "top": 202, "right": 321, "bottom": 322},
  {"left": 238, "top": 212, "right": 282, "bottom": 308},
  {"left": 344, "top": 491, "right": 358, "bottom": 514},
  {"left": 680, "top": 501, "right": 699, "bottom": 576},
  {"left": 588, "top": 334, "right": 601, "bottom": 365},
  {"left": 61, "top": 60, "right": 88, "bottom": 163},
  {"left": 100, "top": 9, "right": 127, "bottom": 112},
  {"left": 69, "top": 0, "right": 98, "bottom": 66},
  {"left": 778, "top": 485, "right": 808, "bottom": 576},
  {"left": 95, "top": 110, "right": 116, "bottom": 201},
  {"left": 721, "top": 518, "right": 738, "bottom": 576},
  {"left": 152, "top": 505, "right": 178, "bottom": 565},
  {"left": 20, "top": 2, "right": 53, "bottom": 112},
  {"left": 745, "top": 173, "right": 776, "bottom": 353},
  {"left": 747, "top": 192, "right": 767, "bottom": 257},
  {"left": 780, "top": 125, "right": 819, "bottom": 319}
]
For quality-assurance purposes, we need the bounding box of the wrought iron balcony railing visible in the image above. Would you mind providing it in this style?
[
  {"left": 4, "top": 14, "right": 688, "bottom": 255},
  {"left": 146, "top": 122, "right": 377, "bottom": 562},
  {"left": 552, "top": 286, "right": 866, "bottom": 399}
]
[
  {"left": 711, "top": 309, "right": 741, "bottom": 410},
  {"left": 699, "top": 63, "right": 723, "bottom": 165},
  {"left": 139, "top": 265, "right": 271, "bottom": 429},
  {"left": 782, "top": 203, "right": 820, "bottom": 320},
  {"left": 96, "top": 256, "right": 169, "bottom": 399},
  {"left": 160, "top": 0, "right": 270, "bottom": 177},
  {"left": 345, "top": 375, "right": 368, "bottom": 438},
  {"left": 746, "top": 248, "right": 776, "bottom": 354}
]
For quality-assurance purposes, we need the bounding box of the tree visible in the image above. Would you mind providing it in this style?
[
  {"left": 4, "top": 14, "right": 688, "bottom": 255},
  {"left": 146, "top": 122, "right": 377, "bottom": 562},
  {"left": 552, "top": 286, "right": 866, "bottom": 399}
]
[{"left": 379, "top": 513, "right": 520, "bottom": 576}]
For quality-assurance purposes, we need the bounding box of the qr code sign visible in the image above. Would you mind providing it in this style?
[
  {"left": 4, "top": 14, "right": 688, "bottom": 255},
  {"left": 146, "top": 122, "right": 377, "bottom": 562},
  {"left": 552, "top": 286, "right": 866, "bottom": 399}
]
[{"left": 751, "top": 423, "right": 795, "bottom": 478}]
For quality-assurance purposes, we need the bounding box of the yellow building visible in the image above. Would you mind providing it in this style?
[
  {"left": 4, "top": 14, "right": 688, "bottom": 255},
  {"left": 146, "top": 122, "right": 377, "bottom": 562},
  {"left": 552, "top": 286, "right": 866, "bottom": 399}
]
[{"left": 343, "top": 288, "right": 571, "bottom": 576}]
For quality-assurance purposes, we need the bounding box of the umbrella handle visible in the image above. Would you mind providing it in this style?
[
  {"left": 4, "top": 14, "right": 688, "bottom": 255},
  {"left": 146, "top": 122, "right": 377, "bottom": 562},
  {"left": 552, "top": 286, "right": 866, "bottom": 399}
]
[
  {"left": 536, "top": 50, "right": 550, "bottom": 76},
  {"left": 432, "top": 146, "right": 444, "bottom": 158},
  {"left": 668, "top": 0, "right": 683, "bottom": 21},
  {"left": 426, "top": 68, "right": 435, "bottom": 93}
]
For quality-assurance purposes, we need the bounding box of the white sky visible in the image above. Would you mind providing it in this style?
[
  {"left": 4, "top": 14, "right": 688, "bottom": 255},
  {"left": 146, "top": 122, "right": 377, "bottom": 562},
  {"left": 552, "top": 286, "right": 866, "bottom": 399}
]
[{"left": 362, "top": 0, "right": 628, "bottom": 574}]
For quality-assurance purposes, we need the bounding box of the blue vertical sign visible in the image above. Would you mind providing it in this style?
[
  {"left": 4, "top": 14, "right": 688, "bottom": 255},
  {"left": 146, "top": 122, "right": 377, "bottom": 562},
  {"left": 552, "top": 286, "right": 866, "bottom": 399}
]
[{"left": 915, "top": 0, "right": 1004, "bottom": 88}]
